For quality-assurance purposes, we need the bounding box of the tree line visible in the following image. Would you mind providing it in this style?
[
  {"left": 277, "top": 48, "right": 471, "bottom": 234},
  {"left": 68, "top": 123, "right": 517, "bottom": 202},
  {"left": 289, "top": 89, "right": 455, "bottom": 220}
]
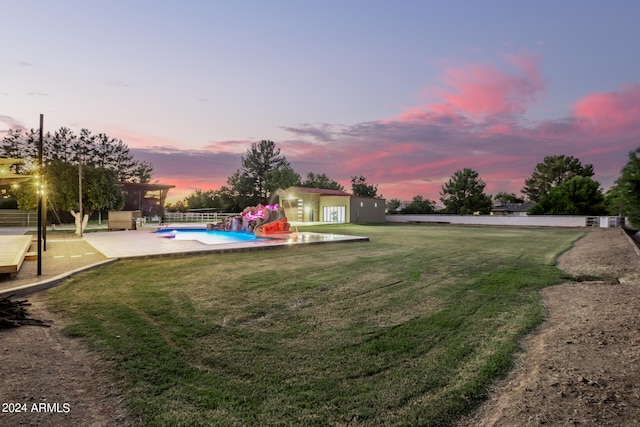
[
  {"left": 4, "top": 127, "right": 640, "bottom": 227},
  {"left": 168, "top": 140, "right": 379, "bottom": 212},
  {"left": 1, "top": 127, "right": 153, "bottom": 231},
  {"left": 2, "top": 127, "right": 153, "bottom": 182},
  {"left": 173, "top": 139, "right": 640, "bottom": 228},
  {"left": 1, "top": 134, "right": 379, "bottom": 223},
  {"left": 388, "top": 152, "right": 640, "bottom": 225}
]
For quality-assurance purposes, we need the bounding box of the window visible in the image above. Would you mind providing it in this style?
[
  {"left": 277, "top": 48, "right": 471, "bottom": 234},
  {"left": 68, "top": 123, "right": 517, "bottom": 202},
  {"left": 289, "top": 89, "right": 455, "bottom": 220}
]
[{"left": 323, "top": 206, "right": 346, "bottom": 223}]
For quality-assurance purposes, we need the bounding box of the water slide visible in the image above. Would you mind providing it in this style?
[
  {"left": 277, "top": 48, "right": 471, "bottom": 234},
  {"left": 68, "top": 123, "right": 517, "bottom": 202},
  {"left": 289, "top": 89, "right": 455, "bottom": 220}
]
[{"left": 250, "top": 205, "right": 292, "bottom": 236}]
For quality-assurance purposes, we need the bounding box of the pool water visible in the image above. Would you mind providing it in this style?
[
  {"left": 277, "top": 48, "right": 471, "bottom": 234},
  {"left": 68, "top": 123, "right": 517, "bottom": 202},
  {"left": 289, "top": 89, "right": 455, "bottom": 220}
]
[{"left": 155, "top": 228, "right": 259, "bottom": 245}]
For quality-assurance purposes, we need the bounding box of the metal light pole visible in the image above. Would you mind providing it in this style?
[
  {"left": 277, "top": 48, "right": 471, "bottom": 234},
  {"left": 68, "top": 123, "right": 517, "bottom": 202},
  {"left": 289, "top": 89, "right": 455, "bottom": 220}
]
[
  {"left": 37, "top": 114, "right": 43, "bottom": 275},
  {"left": 42, "top": 188, "right": 47, "bottom": 251},
  {"left": 79, "top": 159, "right": 83, "bottom": 237}
]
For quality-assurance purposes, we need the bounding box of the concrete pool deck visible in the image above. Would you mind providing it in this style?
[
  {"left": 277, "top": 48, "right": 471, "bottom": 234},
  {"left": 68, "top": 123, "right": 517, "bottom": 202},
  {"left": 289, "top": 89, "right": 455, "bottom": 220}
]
[
  {"left": 0, "top": 226, "right": 368, "bottom": 297},
  {"left": 83, "top": 228, "right": 369, "bottom": 258}
]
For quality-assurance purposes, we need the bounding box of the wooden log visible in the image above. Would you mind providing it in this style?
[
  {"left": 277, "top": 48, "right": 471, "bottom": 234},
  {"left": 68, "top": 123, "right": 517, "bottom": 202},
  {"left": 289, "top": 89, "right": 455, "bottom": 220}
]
[{"left": 0, "top": 296, "right": 51, "bottom": 328}]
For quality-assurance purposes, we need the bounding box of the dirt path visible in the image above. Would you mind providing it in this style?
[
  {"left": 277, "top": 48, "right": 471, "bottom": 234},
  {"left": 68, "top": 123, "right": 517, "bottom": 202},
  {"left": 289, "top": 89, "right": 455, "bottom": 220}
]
[
  {"left": 0, "top": 295, "right": 130, "bottom": 427},
  {"left": 460, "top": 228, "right": 640, "bottom": 426},
  {"left": 1, "top": 228, "right": 639, "bottom": 426}
]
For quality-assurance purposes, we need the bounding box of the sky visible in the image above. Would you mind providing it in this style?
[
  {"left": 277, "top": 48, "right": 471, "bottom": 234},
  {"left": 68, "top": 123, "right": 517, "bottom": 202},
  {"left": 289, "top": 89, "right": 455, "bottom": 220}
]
[{"left": 2, "top": 0, "right": 640, "bottom": 204}]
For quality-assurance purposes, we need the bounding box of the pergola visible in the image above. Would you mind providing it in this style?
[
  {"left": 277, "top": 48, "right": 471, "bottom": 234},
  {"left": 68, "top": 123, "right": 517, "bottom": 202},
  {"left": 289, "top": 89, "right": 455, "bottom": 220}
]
[{"left": 117, "top": 182, "right": 175, "bottom": 219}]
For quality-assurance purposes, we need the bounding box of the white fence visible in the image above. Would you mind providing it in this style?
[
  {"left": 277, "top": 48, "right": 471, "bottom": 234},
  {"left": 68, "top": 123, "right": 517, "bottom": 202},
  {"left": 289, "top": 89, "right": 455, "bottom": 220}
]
[
  {"left": 163, "top": 212, "right": 238, "bottom": 223},
  {"left": 0, "top": 210, "right": 39, "bottom": 226},
  {"left": 165, "top": 212, "right": 624, "bottom": 228},
  {"left": 385, "top": 215, "right": 624, "bottom": 228}
]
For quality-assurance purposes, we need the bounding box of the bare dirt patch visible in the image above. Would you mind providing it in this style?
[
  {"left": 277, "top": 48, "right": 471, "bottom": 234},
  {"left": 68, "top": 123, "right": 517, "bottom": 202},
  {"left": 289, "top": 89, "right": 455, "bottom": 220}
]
[
  {"left": 460, "top": 228, "right": 640, "bottom": 426},
  {"left": 1, "top": 228, "right": 639, "bottom": 426},
  {"left": 0, "top": 294, "right": 130, "bottom": 427}
]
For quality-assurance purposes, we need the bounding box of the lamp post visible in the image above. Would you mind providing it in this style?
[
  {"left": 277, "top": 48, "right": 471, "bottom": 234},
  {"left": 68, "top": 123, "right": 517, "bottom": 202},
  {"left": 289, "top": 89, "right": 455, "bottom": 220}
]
[
  {"left": 79, "top": 160, "right": 83, "bottom": 237},
  {"left": 37, "top": 114, "right": 43, "bottom": 275}
]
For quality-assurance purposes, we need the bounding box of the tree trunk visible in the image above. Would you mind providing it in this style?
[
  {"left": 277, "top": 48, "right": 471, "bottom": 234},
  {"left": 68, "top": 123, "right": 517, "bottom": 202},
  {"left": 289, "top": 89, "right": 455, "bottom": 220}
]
[
  {"left": 82, "top": 213, "right": 89, "bottom": 232},
  {"left": 70, "top": 210, "right": 89, "bottom": 236}
]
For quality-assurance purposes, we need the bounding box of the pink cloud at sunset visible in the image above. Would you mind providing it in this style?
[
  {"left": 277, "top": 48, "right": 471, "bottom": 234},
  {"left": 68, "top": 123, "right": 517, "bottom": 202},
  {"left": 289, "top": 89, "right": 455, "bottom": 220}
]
[
  {"left": 398, "top": 51, "right": 544, "bottom": 122},
  {"left": 573, "top": 84, "right": 640, "bottom": 136},
  {"left": 130, "top": 147, "right": 241, "bottom": 202},
  {"left": 0, "top": 115, "right": 27, "bottom": 135},
  {"left": 107, "top": 127, "right": 184, "bottom": 151},
  {"left": 203, "top": 140, "right": 261, "bottom": 155},
  {"left": 439, "top": 52, "right": 544, "bottom": 117},
  {"left": 111, "top": 51, "right": 640, "bottom": 205},
  {"left": 267, "top": 57, "right": 639, "bottom": 203},
  {"left": 154, "top": 176, "right": 227, "bottom": 202},
  {"left": 5, "top": 2, "right": 640, "bottom": 208}
]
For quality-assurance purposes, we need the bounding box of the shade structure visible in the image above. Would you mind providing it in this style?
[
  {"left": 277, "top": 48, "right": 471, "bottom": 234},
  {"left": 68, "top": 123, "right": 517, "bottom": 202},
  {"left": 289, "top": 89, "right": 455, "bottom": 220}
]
[{"left": 0, "top": 158, "right": 31, "bottom": 186}]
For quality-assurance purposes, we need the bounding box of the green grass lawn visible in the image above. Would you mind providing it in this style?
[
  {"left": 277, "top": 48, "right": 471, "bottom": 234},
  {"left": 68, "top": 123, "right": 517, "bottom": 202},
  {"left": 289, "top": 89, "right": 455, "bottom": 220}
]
[{"left": 45, "top": 224, "right": 584, "bottom": 426}]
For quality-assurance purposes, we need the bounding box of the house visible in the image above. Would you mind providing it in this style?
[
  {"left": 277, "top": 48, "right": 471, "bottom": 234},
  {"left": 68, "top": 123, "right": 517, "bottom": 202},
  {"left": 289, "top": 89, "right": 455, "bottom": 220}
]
[
  {"left": 278, "top": 187, "right": 386, "bottom": 224},
  {"left": 490, "top": 202, "right": 535, "bottom": 217}
]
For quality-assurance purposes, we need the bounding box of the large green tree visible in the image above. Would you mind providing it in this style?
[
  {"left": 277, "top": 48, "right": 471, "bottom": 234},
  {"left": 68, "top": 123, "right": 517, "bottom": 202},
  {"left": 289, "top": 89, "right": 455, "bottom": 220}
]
[
  {"left": 528, "top": 175, "right": 606, "bottom": 215},
  {"left": 440, "top": 168, "right": 492, "bottom": 214},
  {"left": 604, "top": 183, "right": 626, "bottom": 217},
  {"left": 301, "top": 172, "right": 344, "bottom": 191},
  {"left": 522, "top": 155, "right": 594, "bottom": 202},
  {"left": 403, "top": 195, "right": 436, "bottom": 214},
  {"left": 16, "top": 161, "right": 124, "bottom": 234},
  {"left": 265, "top": 164, "right": 301, "bottom": 197},
  {"left": 351, "top": 175, "right": 379, "bottom": 198},
  {"left": 493, "top": 192, "right": 525, "bottom": 204},
  {"left": 607, "top": 147, "right": 640, "bottom": 226},
  {"left": 386, "top": 198, "right": 402, "bottom": 213},
  {"left": 228, "top": 140, "right": 289, "bottom": 206},
  {"left": 215, "top": 185, "right": 243, "bottom": 212},
  {"left": 3, "top": 127, "right": 149, "bottom": 232},
  {"left": 183, "top": 189, "right": 224, "bottom": 211}
]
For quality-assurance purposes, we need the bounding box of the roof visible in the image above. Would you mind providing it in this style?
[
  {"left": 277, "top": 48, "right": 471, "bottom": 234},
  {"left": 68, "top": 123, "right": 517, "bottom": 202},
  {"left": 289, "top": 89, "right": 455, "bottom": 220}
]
[
  {"left": 281, "top": 186, "right": 353, "bottom": 197},
  {"left": 0, "top": 158, "right": 25, "bottom": 168},
  {"left": 491, "top": 202, "right": 535, "bottom": 212},
  {"left": 117, "top": 182, "right": 176, "bottom": 191},
  {"left": 0, "top": 158, "right": 31, "bottom": 185}
]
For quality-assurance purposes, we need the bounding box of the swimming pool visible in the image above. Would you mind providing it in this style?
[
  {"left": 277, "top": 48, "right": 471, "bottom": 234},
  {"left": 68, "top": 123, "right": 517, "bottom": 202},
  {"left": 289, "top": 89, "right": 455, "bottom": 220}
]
[{"left": 155, "top": 228, "right": 260, "bottom": 245}]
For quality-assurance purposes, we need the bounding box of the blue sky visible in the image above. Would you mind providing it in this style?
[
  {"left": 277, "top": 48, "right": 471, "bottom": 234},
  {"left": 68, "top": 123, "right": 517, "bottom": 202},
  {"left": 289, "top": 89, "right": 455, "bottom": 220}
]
[{"left": 3, "top": 0, "right": 640, "bottom": 202}]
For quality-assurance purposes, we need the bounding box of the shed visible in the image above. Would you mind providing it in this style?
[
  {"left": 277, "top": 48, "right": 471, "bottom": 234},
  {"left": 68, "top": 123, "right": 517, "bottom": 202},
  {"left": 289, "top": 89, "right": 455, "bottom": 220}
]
[{"left": 278, "top": 187, "right": 386, "bottom": 224}]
